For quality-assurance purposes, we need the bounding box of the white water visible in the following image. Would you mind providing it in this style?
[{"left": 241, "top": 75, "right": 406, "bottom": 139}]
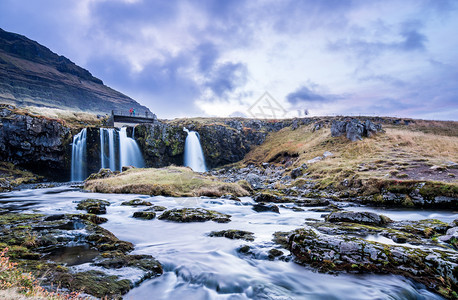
[
  {"left": 119, "top": 127, "right": 145, "bottom": 169},
  {"left": 100, "top": 128, "right": 117, "bottom": 171},
  {"left": 70, "top": 128, "right": 87, "bottom": 181},
  {"left": 0, "top": 186, "right": 449, "bottom": 300},
  {"left": 184, "top": 128, "right": 207, "bottom": 172}
]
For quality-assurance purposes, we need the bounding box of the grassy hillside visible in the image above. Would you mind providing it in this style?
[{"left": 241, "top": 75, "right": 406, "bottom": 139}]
[{"left": 243, "top": 120, "right": 458, "bottom": 188}]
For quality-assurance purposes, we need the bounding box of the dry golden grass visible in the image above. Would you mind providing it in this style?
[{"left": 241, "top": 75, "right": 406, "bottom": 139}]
[
  {"left": 14, "top": 106, "right": 105, "bottom": 129},
  {"left": 0, "top": 248, "right": 82, "bottom": 300},
  {"left": 243, "top": 123, "right": 458, "bottom": 187},
  {"left": 85, "top": 166, "right": 249, "bottom": 197}
]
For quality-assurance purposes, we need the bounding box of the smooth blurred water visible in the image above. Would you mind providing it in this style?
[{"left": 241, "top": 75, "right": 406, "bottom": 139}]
[
  {"left": 71, "top": 128, "right": 87, "bottom": 181},
  {"left": 0, "top": 186, "right": 447, "bottom": 300},
  {"left": 119, "top": 127, "right": 145, "bottom": 169},
  {"left": 184, "top": 128, "right": 207, "bottom": 172}
]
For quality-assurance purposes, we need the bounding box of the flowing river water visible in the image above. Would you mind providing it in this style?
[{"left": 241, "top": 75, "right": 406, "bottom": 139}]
[{"left": 1, "top": 185, "right": 455, "bottom": 300}]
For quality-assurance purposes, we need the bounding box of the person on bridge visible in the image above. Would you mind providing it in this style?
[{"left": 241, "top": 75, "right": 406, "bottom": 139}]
[
  {"left": 129, "top": 108, "right": 133, "bottom": 116},
  {"left": 145, "top": 111, "right": 148, "bottom": 118},
  {"left": 133, "top": 109, "right": 136, "bottom": 116}
]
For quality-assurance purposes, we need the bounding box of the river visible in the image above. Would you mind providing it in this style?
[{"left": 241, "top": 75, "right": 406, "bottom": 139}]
[{"left": 1, "top": 184, "right": 451, "bottom": 300}]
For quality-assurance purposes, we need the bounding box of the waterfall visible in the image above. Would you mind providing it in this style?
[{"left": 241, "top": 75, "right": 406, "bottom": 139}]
[
  {"left": 71, "top": 128, "right": 87, "bottom": 181},
  {"left": 100, "top": 128, "right": 117, "bottom": 171},
  {"left": 183, "top": 128, "right": 207, "bottom": 172},
  {"left": 119, "top": 127, "right": 145, "bottom": 169}
]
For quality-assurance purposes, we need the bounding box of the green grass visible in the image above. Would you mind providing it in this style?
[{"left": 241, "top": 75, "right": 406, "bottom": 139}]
[{"left": 84, "top": 166, "right": 250, "bottom": 197}]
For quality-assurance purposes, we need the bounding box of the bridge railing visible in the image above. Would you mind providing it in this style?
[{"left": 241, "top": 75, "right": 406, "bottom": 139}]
[{"left": 111, "top": 110, "right": 155, "bottom": 119}]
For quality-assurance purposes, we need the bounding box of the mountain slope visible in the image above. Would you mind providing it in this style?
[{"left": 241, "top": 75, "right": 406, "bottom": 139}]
[{"left": 0, "top": 28, "right": 151, "bottom": 114}]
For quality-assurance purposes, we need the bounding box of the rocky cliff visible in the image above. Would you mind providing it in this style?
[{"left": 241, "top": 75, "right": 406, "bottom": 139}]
[
  {"left": 0, "top": 104, "right": 72, "bottom": 179},
  {"left": 0, "top": 28, "right": 150, "bottom": 114},
  {"left": 135, "top": 118, "right": 306, "bottom": 169}
]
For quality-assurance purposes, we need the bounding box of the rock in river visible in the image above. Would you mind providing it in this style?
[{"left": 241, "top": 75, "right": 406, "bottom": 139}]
[
  {"left": 325, "top": 211, "right": 392, "bottom": 226},
  {"left": 158, "top": 208, "right": 231, "bottom": 223}
]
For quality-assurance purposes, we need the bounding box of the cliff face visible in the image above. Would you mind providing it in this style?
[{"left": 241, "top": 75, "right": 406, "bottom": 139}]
[
  {"left": 0, "top": 105, "right": 72, "bottom": 179},
  {"left": 0, "top": 28, "right": 150, "bottom": 114},
  {"left": 135, "top": 118, "right": 303, "bottom": 169}
]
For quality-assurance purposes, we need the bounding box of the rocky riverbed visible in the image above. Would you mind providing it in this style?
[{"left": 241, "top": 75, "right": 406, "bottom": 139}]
[{"left": 1, "top": 181, "right": 456, "bottom": 299}]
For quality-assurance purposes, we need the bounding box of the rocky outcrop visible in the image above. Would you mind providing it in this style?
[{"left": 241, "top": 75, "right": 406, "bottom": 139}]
[
  {"left": 283, "top": 227, "right": 457, "bottom": 298},
  {"left": 331, "top": 119, "right": 383, "bottom": 141},
  {"left": 325, "top": 211, "right": 392, "bottom": 225},
  {"left": 0, "top": 104, "right": 72, "bottom": 179},
  {"left": 0, "top": 28, "right": 150, "bottom": 114}
]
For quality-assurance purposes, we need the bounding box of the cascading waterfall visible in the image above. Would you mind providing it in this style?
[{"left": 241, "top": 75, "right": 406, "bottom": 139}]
[
  {"left": 119, "top": 127, "right": 145, "bottom": 169},
  {"left": 100, "top": 128, "right": 117, "bottom": 171},
  {"left": 71, "top": 128, "right": 87, "bottom": 181},
  {"left": 183, "top": 127, "right": 207, "bottom": 172}
]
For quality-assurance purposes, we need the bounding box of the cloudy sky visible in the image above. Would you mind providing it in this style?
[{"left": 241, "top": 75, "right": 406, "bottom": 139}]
[{"left": 1, "top": 0, "right": 457, "bottom": 120}]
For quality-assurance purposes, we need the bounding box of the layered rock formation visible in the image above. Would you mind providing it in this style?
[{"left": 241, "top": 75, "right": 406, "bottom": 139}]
[
  {"left": 0, "top": 104, "right": 72, "bottom": 179},
  {"left": 0, "top": 28, "right": 150, "bottom": 114}
]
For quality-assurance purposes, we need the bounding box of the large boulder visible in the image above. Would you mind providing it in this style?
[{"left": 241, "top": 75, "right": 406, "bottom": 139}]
[{"left": 325, "top": 211, "right": 392, "bottom": 225}]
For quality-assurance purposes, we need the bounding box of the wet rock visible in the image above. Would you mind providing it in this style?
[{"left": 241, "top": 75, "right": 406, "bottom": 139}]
[
  {"left": 268, "top": 248, "right": 284, "bottom": 260},
  {"left": 76, "top": 198, "right": 110, "bottom": 215},
  {"left": 56, "top": 270, "right": 132, "bottom": 299},
  {"left": 158, "top": 208, "right": 231, "bottom": 223},
  {"left": 392, "top": 219, "right": 449, "bottom": 238},
  {"left": 76, "top": 213, "right": 108, "bottom": 224},
  {"left": 282, "top": 227, "right": 457, "bottom": 298},
  {"left": 121, "top": 199, "right": 153, "bottom": 206},
  {"left": 132, "top": 211, "right": 156, "bottom": 220},
  {"left": 325, "top": 211, "right": 392, "bottom": 226},
  {"left": 439, "top": 227, "right": 458, "bottom": 243},
  {"left": 94, "top": 253, "right": 162, "bottom": 275},
  {"left": 253, "top": 192, "right": 287, "bottom": 203},
  {"left": 296, "top": 198, "right": 330, "bottom": 207},
  {"left": 144, "top": 205, "right": 167, "bottom": 212},
  {"left": 252, "top": 203, "right": 280, "bottom": 213},
  {"left": 221, "top": 194, "right": 241, "bottom": 201},
  {"left": 208, "top": 229, "right": 255, "bottom": 241}
]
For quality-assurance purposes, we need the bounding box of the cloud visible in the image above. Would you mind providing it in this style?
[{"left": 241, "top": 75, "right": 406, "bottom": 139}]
[
  {"left": 1, "top": 0, "right": 458, "bottom": 120},
  {"left": 205, "top": 62, "right": 247, "bottom": 97},
  {"left": 286, "top": 83, "right": 342, "bottom": 106}
]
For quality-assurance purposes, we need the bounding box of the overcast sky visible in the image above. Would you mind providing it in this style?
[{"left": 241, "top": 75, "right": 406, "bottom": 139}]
[{"left": 1, "top": 0, "right": 457, "bottom": 120}]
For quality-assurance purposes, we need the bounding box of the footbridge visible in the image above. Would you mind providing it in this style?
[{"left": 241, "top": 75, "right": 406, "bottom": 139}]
[{"left": 108, "top": 110, "right": 157, "bottom": 127}]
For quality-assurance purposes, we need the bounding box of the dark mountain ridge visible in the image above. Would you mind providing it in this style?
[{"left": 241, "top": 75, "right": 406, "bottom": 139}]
[{"left": 0, "top": 28, "right": 151, "bottom": 114}]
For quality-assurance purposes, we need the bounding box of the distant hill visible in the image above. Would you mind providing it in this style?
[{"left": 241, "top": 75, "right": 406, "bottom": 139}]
[{"left": 0, "top": 28, "right": 151, "bottom": 115}]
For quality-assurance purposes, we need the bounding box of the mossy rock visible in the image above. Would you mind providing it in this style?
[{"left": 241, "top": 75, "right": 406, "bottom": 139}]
[
  {"left": 419, "top": 182, "right": 458, "bottom": 200},
  {"left": 56, "top": 270, "right": 132, "bottom": 298},
  {"left": 208, "top": 229, "right": 255, "bottom": 241},
  {"left": 95, "top": 253, "right": 163, "bottom": 275},
  {"left": 77, "top": 198, "right": 110, "bottom": 214},
  {"left": 325, "top": 211, "right": 392, "bottom": 226},
  {"left": 158, "top": 208, "right": 231, "bottom": 223},
  {"left": 133, "top": 211, "right": 156, "bottom": 220},
  {"left": 121, "top": 199, "right": 153, "bottom": 206}
]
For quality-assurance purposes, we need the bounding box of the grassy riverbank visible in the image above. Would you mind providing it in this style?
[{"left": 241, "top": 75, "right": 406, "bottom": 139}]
[{"left": 84, "top": 166, "right": 250, "bottom": 197}]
